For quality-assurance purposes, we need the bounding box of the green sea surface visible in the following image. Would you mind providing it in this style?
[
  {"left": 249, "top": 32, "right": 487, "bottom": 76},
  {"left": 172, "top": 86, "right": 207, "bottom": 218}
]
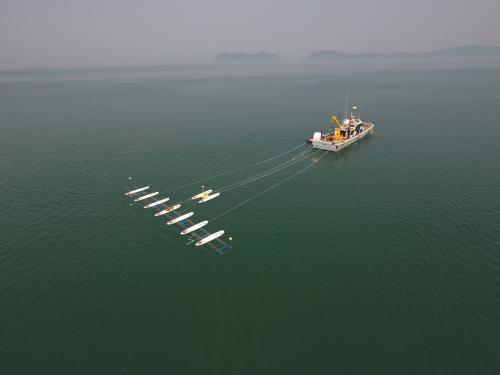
[{"left": 1, "top": 61, "right": 500, "bottom": 374}]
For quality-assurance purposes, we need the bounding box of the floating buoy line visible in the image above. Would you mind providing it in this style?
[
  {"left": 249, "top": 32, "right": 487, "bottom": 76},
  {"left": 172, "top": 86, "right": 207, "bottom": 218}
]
[{"left": 124, "top": 143, "right": 327, "bottom": 255}]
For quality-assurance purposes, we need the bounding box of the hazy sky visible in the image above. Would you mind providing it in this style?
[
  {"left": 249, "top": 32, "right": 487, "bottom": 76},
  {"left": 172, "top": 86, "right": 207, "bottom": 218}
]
[{"left": 1, "top": 0, "right": 499, "bottom": 68}]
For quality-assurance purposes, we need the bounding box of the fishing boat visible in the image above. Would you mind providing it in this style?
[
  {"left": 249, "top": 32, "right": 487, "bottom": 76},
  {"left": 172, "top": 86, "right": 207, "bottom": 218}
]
[{"left": 308, "top": 106, "right": 375, "bottom": 152}]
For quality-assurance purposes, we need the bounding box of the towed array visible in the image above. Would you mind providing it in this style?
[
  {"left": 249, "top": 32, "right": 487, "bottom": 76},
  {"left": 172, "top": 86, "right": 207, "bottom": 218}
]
[{"left": 125, "top": 184, "right": 231, "bottom": 255}]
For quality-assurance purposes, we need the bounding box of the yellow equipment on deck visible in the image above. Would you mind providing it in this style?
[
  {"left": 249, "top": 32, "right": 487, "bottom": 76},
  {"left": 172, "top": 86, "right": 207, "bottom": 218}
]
[
  {"left": 331, "top": 115, "right": 343, "bottom": 128},
  {"left": 331, "top": 115, "right": 344, "bottom": 141}
]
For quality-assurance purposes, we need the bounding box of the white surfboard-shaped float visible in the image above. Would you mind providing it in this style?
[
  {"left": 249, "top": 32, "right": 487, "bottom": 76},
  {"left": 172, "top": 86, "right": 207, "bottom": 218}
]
[
  {"left": 144, "top": 197, "right": 169, "bottom": 208},
  {"left": 134, "top": 192, "right": 159, "bottom": 201},
  {"left": 198, "top": 192, "right": 220, "bottom": 203},
  {"left": 125, "top": 186, "right": 149, "bottom": 196},
  {"left": 167, "top": 212, "right": 194, "bottom": 225},
  {"left": 191, "top": 190, "right": 213, "bottom": 200},
  {"left": 155, "top": 204, "right": 181, "bottom": 217},
  {"left": 180, "top": 220, "right": 208, "bottom": 235},
  {"left": 195, "top": 230, "right": 225, "bottom": 246}
]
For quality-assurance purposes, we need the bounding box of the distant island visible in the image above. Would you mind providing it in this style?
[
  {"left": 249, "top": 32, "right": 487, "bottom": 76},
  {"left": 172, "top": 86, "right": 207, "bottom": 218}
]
[
  {"left": 308, "top": 45, "right": 500, "bottom": 60},
  {"left": 211, "top": 46, "right": 500, "bottom": 63},
  {"left": 214, "top": 51, "right": 278, "bottom": 63}
]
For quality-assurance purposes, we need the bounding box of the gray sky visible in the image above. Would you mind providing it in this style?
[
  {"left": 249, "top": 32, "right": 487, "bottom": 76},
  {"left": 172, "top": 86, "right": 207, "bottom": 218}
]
[{"left": 1, "top": 0, "right": 499, "bottom": 69}]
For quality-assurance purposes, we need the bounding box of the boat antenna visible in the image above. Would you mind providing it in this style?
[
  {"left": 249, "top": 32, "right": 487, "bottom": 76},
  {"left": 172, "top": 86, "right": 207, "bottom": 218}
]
[{"left": 344, "top": 84, "right": 350, "bottom": 119}]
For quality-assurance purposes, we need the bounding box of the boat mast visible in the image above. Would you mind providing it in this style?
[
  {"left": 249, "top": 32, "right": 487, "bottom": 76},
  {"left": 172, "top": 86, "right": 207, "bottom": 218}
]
[{"left": 344, "top": 85, "right": 350, "bottom": 120}]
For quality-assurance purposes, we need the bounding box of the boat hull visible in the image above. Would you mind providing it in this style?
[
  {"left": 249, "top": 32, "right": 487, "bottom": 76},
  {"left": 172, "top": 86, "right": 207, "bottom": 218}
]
[{"left": 311, "top": 123, "right": 374, "bottom": 152}]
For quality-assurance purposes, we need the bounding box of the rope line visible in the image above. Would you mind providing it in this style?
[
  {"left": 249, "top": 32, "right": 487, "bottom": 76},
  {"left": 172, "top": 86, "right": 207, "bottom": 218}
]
[
  {"left": 217, "top": 148, "right": 320, "bottom": 194},
  {"left": 214, "top": 145, "right": 314, "bottom": 192},
  {"left": 210, "top": 151, "right": 328, "bottom": 222},
  {"left": 163, "top": 143, "right": 308, "bottom": 194}
]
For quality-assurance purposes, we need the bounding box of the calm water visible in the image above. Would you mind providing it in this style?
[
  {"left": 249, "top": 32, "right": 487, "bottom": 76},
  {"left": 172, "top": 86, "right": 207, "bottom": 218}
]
[{"left": 1, "top": 61, "right": 500, "bottom": 374}]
